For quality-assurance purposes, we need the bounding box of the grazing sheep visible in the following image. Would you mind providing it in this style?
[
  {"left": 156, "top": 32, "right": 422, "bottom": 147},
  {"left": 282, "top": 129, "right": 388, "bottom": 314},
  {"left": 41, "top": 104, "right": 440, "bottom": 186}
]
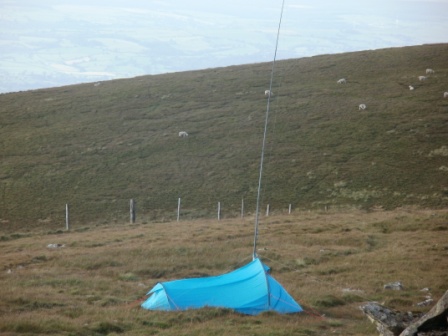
[
  {"left": 337, "top": 78, "right": 346, "bottom": 84},
  {"left": 409, "top": 85, "right": 414, "bottom": 91},
  {"left": 264, "top": 90, "right": 272, "bottom": 97},
  {"left": 418, "top": 76, "right": 427, "bottom": 81},
  {"left": 359, "top": 104, "right": 367, "bottom": 110},
  {"left": 444, "top": 92, "right": 448, "bottom": 98},
  {"left": 178, "top": 131, "right": 188, "bottom": 137},
  {"left": 426, "top": 68, "right": 435, "bottom": 74}
]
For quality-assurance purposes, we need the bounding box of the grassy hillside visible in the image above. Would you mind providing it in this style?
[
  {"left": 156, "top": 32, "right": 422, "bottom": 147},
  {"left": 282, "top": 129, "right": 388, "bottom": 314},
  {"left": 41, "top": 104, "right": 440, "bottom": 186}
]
[
  {"left": 1, "top": 209, "right": 447, "bottom": 335},
  {"left": 1, "top": 44, "right": 447, "bottom": 230}
]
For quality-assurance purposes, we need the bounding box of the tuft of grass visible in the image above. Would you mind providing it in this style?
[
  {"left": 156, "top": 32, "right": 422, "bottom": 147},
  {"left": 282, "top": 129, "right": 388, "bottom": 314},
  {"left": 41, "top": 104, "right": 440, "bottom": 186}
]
[
  {"left": 313, "top": 295, "right": 346, "bottom": 308},
  {"left": 119, "top": 273, "right": 139, "bottom": 281},
  {"left": 91, "top": 321, "right": 126, "bottom": 334}
]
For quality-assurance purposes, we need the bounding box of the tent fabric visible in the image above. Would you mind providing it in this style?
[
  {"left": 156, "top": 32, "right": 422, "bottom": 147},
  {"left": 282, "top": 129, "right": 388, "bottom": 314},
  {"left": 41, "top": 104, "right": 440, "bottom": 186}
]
[{"left": 141, "top": 258, "right": 303, "bottom": 315}]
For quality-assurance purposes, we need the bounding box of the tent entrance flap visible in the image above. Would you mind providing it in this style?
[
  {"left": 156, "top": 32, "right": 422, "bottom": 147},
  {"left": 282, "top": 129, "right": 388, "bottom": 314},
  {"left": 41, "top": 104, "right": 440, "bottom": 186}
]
[{"left": 141, "top": 258, "right": 303, "bottom": 315}]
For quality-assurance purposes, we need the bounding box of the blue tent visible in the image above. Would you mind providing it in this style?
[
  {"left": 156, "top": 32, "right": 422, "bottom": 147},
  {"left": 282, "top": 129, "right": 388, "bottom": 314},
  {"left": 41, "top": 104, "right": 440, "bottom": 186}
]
[{"left": 141, "top": 258, "right": 303, "bottom": 315}]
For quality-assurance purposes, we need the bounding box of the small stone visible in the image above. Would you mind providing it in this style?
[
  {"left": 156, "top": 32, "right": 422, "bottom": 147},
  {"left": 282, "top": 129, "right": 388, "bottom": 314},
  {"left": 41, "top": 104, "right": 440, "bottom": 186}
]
[{"left": 384, "top": 281, "right": 404, "bottom": 290}]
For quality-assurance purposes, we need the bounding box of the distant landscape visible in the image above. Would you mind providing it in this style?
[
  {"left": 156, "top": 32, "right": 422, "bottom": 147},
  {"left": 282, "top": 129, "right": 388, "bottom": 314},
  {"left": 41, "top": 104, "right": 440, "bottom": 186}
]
[
  {"left": 2, "top": 0, "right": 448, "bottom": 93},
  {"left": 1, "top": 44, "right": 448, "bottom": 231}
]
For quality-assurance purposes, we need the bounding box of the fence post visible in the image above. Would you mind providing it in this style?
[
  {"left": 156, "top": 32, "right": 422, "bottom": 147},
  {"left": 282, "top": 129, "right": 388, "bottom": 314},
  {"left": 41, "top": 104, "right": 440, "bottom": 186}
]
[
  {"left": 177, "top": 198, "right": 181, "bottom": 222},
  {"left": 288, "top": 204, "right": 292, "bottom": 214},
  {"left": 241, "top": 198, "right": 244, "bottom": 218},
  {"left": 218, "top": 202, "right": 221, "bottom": 221},
  {"left": 65, "top": 204, "right": 70, "bottom": 231},
  {"left": 130, "top": 199, "right": 136, "bottom": 224},
  {"left": 266, "top": 204, "right": 270, "bottom": 217}
]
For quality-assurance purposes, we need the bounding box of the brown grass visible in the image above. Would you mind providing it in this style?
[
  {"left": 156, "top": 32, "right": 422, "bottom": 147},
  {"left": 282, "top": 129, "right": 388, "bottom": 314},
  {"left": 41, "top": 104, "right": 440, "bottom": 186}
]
[{"left": 1, "top": 207, "right": 447, "bottom": 335}]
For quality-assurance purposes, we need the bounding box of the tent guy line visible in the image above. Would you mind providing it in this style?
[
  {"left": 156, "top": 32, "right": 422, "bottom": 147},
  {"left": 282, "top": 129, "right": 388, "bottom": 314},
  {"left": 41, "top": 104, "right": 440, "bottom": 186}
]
[{"left": 253, "top": 0, "right": 286, "bottom": 261}]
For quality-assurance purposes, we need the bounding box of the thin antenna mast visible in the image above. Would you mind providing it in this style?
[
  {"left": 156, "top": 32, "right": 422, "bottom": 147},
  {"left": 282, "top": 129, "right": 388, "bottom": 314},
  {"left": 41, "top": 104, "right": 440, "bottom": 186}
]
[{"left": 253, "top": 0, "right": 286, "bottom": 260}]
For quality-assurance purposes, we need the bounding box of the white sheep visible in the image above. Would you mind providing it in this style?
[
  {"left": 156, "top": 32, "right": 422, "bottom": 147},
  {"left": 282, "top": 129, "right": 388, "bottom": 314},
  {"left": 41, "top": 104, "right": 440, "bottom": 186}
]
[
  {"left": 444, "top": 92, "right": 448, "bottom": 98},
  {"left": 337, "top": 78, "right": 346, "bottom": 84},
  {"left": 409, "top": 85, "right": 414, "bottom": 91},
  {"left": 359, "top": 104, "right": 367, "bottom": 110},
  {"left": 264, "top": 90, "right": 273, "bottom": 97},
  {"left": 426, "top": 68, "right": 435, "bottom": 74},
  {"left": 178, "top": 131, "right": 188, "bottom": 137},
  {"left": 418, "top": 76, "right": 427, "bottom": 81}
]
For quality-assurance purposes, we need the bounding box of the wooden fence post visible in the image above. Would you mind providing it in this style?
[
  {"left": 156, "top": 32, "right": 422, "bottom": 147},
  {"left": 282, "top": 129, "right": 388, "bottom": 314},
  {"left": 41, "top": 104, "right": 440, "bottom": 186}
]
[
  {"left": 130, "top": 199, "right": 136, "bottom": 224},
  {"left": 241, "top": 198, "right": 244, "bottom": 218},
  {"left": 177, "top": 198, "right": 181, "bottom": 222},
  {"left": 65, "top": 204, "right": 70, "bottom": 231},
  {"left": 218, "top": 202, "right": 221, "bottom": 221},
  {"left": 288, "top": 204, "right": 292, "bottom": 214},
  {"left": 266, "top": 204, "right": 270, "bottom": 217}
]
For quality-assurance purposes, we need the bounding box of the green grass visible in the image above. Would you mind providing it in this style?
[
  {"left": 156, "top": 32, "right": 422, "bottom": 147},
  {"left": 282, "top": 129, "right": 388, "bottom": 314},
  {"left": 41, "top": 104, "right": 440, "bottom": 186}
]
[{"left": 1, "top": 44, "right": 448, "bottom": 231}]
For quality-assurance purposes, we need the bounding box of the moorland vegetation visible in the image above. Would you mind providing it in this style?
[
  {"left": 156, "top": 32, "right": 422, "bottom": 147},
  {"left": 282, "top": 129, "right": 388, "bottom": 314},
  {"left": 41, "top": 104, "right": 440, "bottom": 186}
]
[
  {"left": 1, "top": 44, "right": 447, "bottom": 230},
  {"left": 1, "top": 208, "right": 447, "bottom": 335}
]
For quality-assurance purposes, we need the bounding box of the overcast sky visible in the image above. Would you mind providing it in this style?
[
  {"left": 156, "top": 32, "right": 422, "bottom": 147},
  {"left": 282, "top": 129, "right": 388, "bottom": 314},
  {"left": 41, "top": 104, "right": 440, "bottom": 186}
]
[{"left": 1, "top": 0, "right": 447, "bottom": 93}]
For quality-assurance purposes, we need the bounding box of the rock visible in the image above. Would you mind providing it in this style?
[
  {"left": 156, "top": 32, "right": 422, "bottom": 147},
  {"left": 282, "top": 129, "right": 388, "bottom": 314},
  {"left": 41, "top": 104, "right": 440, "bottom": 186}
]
[
  {"left": 417, "top": 299, "right": 434, "bottom": 307},
  {"left": 47, "top": 243, "right": 65, "bottom": 249},
  {"left": 361, "top": 291, "right": 448, "bottom": 336},
  {"left": 400, "top": 290, "right": 448, "bottom": 336},
  {"left": 384, "top": 281, "right": 404, "bottom": 290},
  {"left": 360, "top": 302, "right": 419, "bottom": 336},
  {"left": 342, "top": 288, "right": 364, "bottom": 294}
]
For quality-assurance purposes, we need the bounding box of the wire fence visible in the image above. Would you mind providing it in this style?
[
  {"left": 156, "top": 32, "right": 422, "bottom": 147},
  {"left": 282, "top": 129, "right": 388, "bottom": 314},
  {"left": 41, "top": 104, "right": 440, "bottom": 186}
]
[
  {"left": 58, "top": 196, "right": 297, "bottom": 229},
  {"left": 4, "top": 194, "right": 301, "bottom": 232}
]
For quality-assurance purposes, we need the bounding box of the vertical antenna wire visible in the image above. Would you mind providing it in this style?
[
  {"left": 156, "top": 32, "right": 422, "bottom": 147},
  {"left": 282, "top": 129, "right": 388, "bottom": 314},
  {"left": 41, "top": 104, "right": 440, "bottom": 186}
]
[{"left": 253, "top": 0, "right": 286, "bottom": 260}]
